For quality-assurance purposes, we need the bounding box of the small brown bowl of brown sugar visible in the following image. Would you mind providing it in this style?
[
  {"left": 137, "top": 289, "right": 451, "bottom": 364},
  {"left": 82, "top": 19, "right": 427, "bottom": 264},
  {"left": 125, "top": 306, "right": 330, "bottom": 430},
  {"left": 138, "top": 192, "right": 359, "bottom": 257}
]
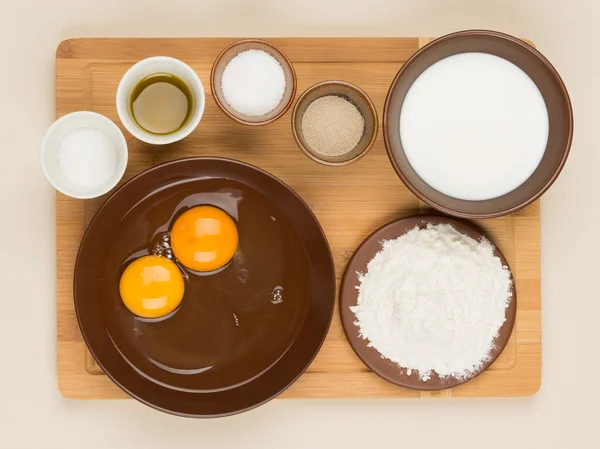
[{"left": 292, "top": 81, "right": 378, "bottom": 166}]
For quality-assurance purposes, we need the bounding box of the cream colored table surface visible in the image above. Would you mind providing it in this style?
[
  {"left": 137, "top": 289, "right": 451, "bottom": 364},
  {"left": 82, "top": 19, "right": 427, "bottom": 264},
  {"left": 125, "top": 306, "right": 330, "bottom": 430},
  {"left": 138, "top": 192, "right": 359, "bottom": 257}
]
[{"left": 1, "top": 0, "right": 597, "bottom": 447}]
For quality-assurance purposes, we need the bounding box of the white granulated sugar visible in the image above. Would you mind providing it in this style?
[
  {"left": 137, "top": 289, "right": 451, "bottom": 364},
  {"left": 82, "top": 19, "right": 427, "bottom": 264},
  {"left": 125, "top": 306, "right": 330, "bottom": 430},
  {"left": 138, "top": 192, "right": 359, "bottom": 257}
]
[
  {"left": 221, "top": 49, "right": 286, "bottom": 116},
  {"left": 351, "top": 224, "right": 512, "bottom": 381},
  {"left": 57, "top": 127, "right": 118, "bottom": 191}
]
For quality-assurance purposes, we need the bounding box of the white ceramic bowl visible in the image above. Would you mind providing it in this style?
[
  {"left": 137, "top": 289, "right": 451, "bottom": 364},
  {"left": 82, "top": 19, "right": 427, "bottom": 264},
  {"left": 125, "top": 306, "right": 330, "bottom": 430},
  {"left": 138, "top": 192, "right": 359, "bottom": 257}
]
[
  {"left": 116, "top": 56, "right": 205, "bottom": 145},
  {"left": 41, "top": 111, "right": 128, "bottom": 199}
]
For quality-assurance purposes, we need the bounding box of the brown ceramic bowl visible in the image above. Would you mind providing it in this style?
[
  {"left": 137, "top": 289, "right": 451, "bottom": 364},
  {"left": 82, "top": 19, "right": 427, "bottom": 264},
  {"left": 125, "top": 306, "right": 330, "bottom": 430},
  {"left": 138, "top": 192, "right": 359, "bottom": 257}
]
[
  {"left": 292, "top": 81, "right": 378, "bottom": 166},
  {"left": 211, "top": 39, "right": 297, "bottom": 126},
  {"left": 74, "top": 157, "right": 335, "bottom": 417},
  {"left": 340, "top": 215, "right": 517, "bottom": 391},
  {"left": 383, "top": 30, "right": 573, "bottom": 218}
]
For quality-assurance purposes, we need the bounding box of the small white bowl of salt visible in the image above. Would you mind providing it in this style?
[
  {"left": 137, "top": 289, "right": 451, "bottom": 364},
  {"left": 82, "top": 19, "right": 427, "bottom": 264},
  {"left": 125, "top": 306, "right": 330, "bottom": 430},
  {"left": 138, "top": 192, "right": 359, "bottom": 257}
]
[{"left": 41, "top": 111, "right": 128, "bottom": 199}]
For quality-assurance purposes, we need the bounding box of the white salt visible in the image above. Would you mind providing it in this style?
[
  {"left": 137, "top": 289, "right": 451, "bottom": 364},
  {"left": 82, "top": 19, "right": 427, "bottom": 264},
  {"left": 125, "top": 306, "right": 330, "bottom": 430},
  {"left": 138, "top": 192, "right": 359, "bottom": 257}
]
[
  {"left": 57, "top": 127, "right": 118, "bottom": 191},
  {"left": 400, "top": 52, "right": 549, "bottom": 201},
  {"left": 221, "top": 49, "right": 286, "bottom": 116}
]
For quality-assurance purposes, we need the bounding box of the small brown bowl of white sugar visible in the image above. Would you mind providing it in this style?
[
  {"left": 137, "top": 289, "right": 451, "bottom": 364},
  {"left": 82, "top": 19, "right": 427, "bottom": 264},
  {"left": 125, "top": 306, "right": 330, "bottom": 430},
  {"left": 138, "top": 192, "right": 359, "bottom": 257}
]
[
  {"left": 211, "top": 39, "right": 297, "bottom": 126},
  {"left": 292, "top": 80, "right": 378, "bottom": 166}
]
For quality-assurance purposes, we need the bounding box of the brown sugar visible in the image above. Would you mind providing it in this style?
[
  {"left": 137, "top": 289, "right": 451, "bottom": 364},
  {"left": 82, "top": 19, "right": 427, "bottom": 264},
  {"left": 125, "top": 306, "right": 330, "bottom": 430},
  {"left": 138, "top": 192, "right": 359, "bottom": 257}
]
[{"left": 301, "top": 95, "right": 365, "bottom": 157}]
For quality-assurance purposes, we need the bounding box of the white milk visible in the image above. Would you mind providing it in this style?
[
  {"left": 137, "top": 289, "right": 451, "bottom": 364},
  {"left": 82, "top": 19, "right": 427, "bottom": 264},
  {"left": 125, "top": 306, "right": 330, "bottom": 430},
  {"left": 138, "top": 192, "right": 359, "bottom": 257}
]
[{"left": 399, "top": 52, "right": 549, "bottom": 201}]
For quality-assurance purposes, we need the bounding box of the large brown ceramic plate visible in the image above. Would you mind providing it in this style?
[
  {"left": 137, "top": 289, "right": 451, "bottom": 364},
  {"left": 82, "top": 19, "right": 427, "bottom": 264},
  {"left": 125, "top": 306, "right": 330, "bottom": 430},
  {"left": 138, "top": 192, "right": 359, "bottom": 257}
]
[
  {"left": 74, "top": 157, "right": 335, "bottom": 417},
  {"left": 340, "top": 215, "right": 516, "bottom": 391},
  {"left": 383, "top": 30, "right": 573, "bottom": 218}
]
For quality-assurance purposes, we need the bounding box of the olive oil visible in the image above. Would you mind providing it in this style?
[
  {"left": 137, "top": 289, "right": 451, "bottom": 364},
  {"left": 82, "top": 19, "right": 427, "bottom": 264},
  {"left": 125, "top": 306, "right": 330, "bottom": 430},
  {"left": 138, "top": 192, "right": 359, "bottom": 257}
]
[{"left": 129, "top": 73, "right": 194, "bottom": 135}]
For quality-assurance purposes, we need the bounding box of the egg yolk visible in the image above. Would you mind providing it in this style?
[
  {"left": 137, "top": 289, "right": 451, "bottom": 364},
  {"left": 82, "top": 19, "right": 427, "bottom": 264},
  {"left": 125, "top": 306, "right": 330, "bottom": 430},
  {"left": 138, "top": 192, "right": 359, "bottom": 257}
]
[
  {"left": 170, "top": 205, "right": 239, "bottom": 272},
  {"left": 119, "top": 255, "right": 185, "bottom": 318}
]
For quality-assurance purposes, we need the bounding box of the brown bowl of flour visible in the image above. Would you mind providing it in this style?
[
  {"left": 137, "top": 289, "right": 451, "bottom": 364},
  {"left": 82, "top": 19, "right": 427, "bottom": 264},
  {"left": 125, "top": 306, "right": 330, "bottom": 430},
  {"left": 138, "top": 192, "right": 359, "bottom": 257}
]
[{"left": 292, "top": 80, "right": 378, "bottom": 166}]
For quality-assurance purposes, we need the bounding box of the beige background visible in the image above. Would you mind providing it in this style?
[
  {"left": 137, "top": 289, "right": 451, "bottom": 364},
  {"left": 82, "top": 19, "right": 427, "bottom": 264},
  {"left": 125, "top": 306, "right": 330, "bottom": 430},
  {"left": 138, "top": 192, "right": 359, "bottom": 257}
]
[{"left": 0, "top": 0, "right": 597, "bottom": 447}]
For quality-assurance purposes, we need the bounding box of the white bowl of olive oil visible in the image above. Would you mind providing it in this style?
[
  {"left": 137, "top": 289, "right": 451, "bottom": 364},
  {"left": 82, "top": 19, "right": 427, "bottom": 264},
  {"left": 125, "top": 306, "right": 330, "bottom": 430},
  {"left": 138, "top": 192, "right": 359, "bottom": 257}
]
[{"left": 116, "top": 56, "right": 205, "bottom": 145}]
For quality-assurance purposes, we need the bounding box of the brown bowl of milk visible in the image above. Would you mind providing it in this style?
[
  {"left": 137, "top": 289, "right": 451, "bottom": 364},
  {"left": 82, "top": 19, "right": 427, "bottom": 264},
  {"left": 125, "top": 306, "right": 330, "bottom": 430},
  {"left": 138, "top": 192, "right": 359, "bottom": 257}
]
[{"left": 383, "top": 29, "right": 573, "bottom": 218}]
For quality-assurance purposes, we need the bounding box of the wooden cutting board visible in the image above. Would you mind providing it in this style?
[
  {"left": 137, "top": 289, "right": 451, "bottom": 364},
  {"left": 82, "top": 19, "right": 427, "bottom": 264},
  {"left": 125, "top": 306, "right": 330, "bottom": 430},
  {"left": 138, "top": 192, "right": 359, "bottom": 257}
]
[{"left": 56, "top": 37, "right": 541, "bottom": 400}]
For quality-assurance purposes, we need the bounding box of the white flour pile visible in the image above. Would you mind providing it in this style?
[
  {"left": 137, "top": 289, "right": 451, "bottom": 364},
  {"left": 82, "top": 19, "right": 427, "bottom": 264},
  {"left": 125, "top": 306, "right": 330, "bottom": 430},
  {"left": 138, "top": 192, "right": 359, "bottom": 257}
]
[{"left": 351, "top": 223, "right": 512, "bottom": 381}]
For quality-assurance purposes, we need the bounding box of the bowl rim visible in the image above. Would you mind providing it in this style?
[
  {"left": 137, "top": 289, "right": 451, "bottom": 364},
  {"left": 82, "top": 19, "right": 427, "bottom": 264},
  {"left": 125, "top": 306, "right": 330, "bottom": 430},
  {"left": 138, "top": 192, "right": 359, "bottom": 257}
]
[
  {"left": 291, "top": 80, "right": 379, "bottom": 167},
  {"left": 40, "top": 110, "right": 129, "bottom": 199},
  {"left": 383, "top": 29, "right": 574, "bottom": 219},
  {"left": 210, "top": 38, "right": 297, "bottom": 126}
]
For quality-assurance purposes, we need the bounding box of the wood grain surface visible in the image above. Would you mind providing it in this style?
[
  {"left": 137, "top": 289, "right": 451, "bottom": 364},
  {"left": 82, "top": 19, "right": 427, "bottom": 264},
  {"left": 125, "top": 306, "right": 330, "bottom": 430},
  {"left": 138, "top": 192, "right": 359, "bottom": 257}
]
[{"left": 56, "top": 37, "right": 541, "bottom": 400}]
